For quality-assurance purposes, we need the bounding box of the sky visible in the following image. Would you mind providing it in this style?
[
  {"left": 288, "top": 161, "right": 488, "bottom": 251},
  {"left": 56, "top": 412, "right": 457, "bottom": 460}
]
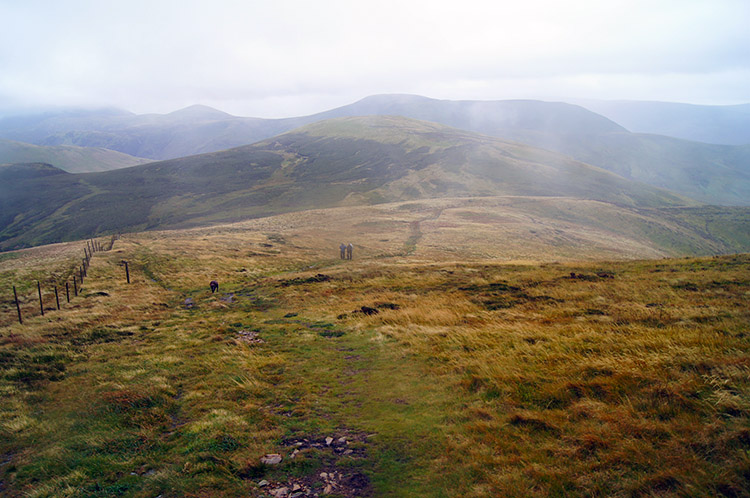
[{"left": 1, "top": 0, "right": 749, "bottom": 118}]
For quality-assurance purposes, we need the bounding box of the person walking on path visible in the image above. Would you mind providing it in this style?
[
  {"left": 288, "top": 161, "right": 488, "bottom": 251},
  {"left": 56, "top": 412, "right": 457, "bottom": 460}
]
[
  {"left": 346, "top": 243, "right": 354, "bottom": 260},
  {"left": 340, "top": 243, "right": 347, "bottom": 259}
]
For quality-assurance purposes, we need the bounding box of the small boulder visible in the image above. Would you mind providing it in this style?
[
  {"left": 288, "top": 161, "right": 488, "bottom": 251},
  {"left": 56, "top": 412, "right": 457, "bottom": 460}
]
[{"left": 260, "top": 453, "right": 283, "bottom": 465}]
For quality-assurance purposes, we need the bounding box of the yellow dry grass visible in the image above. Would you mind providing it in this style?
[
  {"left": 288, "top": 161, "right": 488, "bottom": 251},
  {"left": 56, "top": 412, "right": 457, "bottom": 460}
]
[{"left": 0, "top": 201, "right": 748, "bottom": 497}]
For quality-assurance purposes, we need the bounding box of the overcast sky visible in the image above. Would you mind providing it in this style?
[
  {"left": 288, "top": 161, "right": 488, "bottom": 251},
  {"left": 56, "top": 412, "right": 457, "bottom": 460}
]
[{"left": 1, "top": 0, "right": 748, "bottom": 117}]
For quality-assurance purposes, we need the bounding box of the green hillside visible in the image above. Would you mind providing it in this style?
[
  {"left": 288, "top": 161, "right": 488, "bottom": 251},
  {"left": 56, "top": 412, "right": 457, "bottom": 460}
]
[
  {"left": 0, "top": 138, "right": 151, "bottom": 172},
  {"left": 1, "top": 95, "right": 747, "bottom": 205},
  {"left": 0, "top": 116, "right": 710, "bottom": 251},
  {"left": 518, "top": 132, "right": 750, "bottom": 206}
]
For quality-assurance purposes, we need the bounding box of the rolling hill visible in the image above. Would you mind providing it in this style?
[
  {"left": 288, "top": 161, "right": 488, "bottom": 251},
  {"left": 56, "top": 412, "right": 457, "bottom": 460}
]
[
  {"left": 2, "top": 116, "right": 749, "bottom": 255},
  {"left": 0, "top": 138, "right": 150, "bottom": 172},
  {"left": 1, "top": 95, "right": 748, "bottom": 205}
]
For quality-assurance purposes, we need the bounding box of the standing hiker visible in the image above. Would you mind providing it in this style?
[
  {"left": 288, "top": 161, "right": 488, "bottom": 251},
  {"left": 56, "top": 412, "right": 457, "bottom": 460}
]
[
  {"left": 346, "top": 243, "right": 354, "bottom": 260},
  {"left": 210, "top": 280, "right": 219, "bottom": 293},
  {"left": 340, "top": 243, "right": 347, "bottom": 259}
]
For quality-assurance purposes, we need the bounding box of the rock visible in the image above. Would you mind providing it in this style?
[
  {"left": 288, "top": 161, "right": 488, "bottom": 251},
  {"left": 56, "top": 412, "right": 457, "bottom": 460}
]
[
  {"left": 258, "top": 480, "right": 269, "bottom": 487},
  {"left": 324, "top": 485, "right": 332, "bottom": 494},
  {"left": 337, "top": 437, "right": 346, "bottom": 444},
  {"left": 260, "top": 453, "right": 283, "bottom": 465},
  {"left": 325, "top": 437, "right": 333, "bottom": 446},
  {"left": 292, "top": 484, "right": 301, "bottom": 491},
  {"left": 270, "top": 487, "right": 289, "bottom": 497},
  {"left": 320, "top": 472, "right": 328, "bottom": 479},
  {"left": 343, "top": 449, "right": 353, "bottom": 455},
  {"left": 183, "top": 298, "right": 195, "bottom": 308},
  {"left": 220, "top": 293, "right": 236, "bottom": 303},
  {"left": 290, "top": 448, "right": 300, "bottom": 458},
  {"left": 237, "top": 330, "right": 264, "bottom": 344}
]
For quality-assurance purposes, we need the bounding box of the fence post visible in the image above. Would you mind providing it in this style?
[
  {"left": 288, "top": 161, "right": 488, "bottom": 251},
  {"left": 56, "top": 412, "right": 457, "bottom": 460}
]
[
  {"left": 125, "top": 261, "right": 130, "bottom": 284},
  {"left": 73, "top": 276, "right": 78, "bottom": 296},
  {"left": 13, "top": 286, "right": 22, "bottom": 325},
  {"left": 66, "top": 282, "right": 70, "bottom": 303},
  {"left": 55, "top": 286, "right": 60, "bottom": 310},
  {"left": 37, "top": 281, "right": 44, "bottom": 316}
]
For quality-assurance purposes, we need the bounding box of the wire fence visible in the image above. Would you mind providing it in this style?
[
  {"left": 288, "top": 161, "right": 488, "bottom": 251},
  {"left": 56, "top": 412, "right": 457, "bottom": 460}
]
[{"left": 6, "top": 233, "right": 122, "bottom": 325}]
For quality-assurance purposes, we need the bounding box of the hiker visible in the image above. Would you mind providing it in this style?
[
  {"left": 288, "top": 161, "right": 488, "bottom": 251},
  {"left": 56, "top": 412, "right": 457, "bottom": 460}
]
[
  {"left": 346, "top": 243, "right": 354, "bottom": 260},
  {"left": 340, "top": 243, "right": 347, "bottom": 259},
  {"left": 210, "top": 280, "right": 219, "bottom": 293}
]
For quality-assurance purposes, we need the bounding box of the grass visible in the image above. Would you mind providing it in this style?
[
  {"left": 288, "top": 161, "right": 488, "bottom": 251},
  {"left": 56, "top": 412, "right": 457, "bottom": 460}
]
[
  {"left": 7, "top": 115, "right": 737, "bottom": 252},
  {"left": 0, "top": 212, "right": 748, "bottom": 497}
]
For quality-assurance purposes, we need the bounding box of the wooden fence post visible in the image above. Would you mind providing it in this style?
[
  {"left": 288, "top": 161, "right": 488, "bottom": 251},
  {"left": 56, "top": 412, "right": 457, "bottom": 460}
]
[
  {"left": 54, "top": 286, "right": 60, "bottom": 310},
  {"left": 125, "top": 261, "right": 130, "bottom": 284},
  {"left": 13, "top": 286, "right": 22, "bottom": 325},
  {"left": 37, "top": 281, "right": 44, "bottom": 316},
  {"left": 73, "top": 276, "right": 78, "bottom": 296},
  {"left": 66, "top": 282, "right": 70, "bottom": 303}
]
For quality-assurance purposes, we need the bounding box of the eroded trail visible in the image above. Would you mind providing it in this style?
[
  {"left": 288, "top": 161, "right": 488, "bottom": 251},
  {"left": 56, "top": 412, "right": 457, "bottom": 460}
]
[
  {"left": 190, "top": 297, "right": 462, "bottom": 497},
  {"left": 4, "top": 233, "right": 749, "bottom": 498},
  {"left": 0, "top": 239, "right": 463, "bottom": 497}
]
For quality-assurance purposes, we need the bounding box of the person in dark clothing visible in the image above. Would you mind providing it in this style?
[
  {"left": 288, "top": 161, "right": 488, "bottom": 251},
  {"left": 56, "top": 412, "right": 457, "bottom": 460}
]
[
  {"left": 340, "top": 243, "right": 347, "bottom": 259},
  {"left": 346, "top": 243, "right": 354, "bottom": 260},
  {"left": 210, "top": 280, "right": 219, "bottom": 293}
]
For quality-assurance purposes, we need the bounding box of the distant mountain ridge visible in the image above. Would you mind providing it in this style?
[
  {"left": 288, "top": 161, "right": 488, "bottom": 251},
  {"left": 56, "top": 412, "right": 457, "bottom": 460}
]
[
  {"left": 0, "top": 94, "right": 748, "bottom": 205},
  {"left": 0, "top": 96, "right": 626, "bottom": 160},
  {"left": 0, "top": 116, "right": 703, "bottom": 250}
]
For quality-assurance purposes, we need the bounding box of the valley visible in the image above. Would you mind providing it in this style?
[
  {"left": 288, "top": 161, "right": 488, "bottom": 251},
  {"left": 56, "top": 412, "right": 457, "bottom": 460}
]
[{"left": 2, "top": 116, "right": 749, "bottom": 254}]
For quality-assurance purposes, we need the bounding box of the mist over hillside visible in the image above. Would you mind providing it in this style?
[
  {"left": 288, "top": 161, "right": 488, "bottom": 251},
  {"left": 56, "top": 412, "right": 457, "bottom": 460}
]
[
  {"left": 576, "top": 100, "right": 750, "bottom": 145},
  {"left": 0, "top": 138, "right": 150, "bottom": 172},
  {"left": 2, "top": 116, "right": 748, "bottom": 257},
  {"left": 1, "top": 95, "right": 747, "bottom": 206}
]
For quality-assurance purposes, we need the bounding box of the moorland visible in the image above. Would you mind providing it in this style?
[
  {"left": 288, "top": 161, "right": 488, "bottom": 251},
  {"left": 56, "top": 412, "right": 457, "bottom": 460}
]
[
  {"left": 1, "top": 204, "right": 748, "bottom": 497},
  {"left": 1, "top": 94, "right": 749, "bottom": 497}
]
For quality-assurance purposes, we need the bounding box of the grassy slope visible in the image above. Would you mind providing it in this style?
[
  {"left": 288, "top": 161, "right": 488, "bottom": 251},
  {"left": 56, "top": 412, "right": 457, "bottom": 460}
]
[
  {"left": 0, "top": 116, "right": 719, "bottom": 252},
  {"left": 0, "top": 139, "right": 151, "bottom": 173},
  {"left": 0, "top": 213, "right": 748, "bottom": 497},
  {"left": 543, "top": 133, "right": 750, "bottom": 206},
  {"left": 2, "top": 96, "right": 747, "bottom": 206}
]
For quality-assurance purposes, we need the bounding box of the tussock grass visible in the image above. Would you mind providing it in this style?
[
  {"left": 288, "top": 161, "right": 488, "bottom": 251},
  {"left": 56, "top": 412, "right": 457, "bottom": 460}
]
[{"left": 0, "top": 215, "right": 748, "bottom": 496}]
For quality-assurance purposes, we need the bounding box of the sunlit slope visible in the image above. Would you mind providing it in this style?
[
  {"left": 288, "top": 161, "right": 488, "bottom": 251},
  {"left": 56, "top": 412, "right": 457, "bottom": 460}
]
[{"left": 0, "top": 138, "right": 151, "bottom": 172}]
